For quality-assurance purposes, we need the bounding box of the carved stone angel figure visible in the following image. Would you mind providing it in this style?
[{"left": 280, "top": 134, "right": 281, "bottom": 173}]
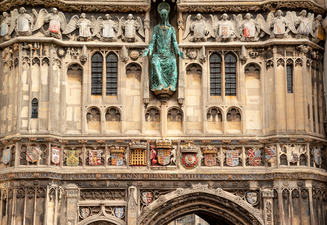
[
  {"left": 312, "top": 15, "right": 325, "bottom": 43},
  {"left": 119, "top": 14, "right": 144, "bottom": 42},
  {"left": 0, "top": 12, "right": 14, "bottom": 40},
  {"left": 15, "top": 7, "right": 33, "bottom": 36},
  {"left": 217, "top": 13, "right": 238, "bottom": 41},
  {"left": 100, "top": 14, "right": 119, "bottom": 41},
  {"left": 240, "top": 13, "right": 260, "bottom": 41},
  {"left": 183, "top": 13, "right": 214, "bottom": 42},
  {"left": 269, "top": 10, "right": 291, "bottom": 38},
  {"left": 63, "top": 13, "right": 93, "bottom": 41},
  {"left": 296, "top": 10, "right": 314, "bottom": 38},
  {"left": 32, "top": 8, "right": 67, "bottom": 39}
]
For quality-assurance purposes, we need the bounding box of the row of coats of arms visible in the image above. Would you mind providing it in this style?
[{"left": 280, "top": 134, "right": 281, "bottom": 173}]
[
  {"left": 2, "top": 143, "right": 322, "bottom": 168},
  {"left": 0, "top": 7, "right": 145, "bottom": 41},
  {"left": 182, "top": 10, "right": 326, "bottom": 43}
]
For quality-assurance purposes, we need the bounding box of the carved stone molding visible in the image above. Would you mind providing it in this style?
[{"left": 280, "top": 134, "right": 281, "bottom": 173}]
[
  {"left": 177, "top": 1, "right": 324, "bottom": 14},
  {"left": 139, "top": 183, "right": 264, "bottom": 225},
  {"left": 0, "top": 0, "right": 150, "bottom": 13}
]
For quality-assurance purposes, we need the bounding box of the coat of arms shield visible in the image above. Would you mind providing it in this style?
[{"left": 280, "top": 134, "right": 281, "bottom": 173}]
[
  {"left": 246, "top": 192, "right": 258, "bottom": 206},
  {"left": 89, "top": 150, "right": 101, "bottom": 166},
  {"left": 314, "top": 148, "right": 321, "bottom": 166},
  {"left": 226, "top": 150, "right": 239, "bottom": 167},
  {"left": 114, "top": 207, "right": 125, "bottom": 218},
  {"left": 157, "top": 148, "right": 171, "bottom": 166},
  {"left": 181, "top": 153, "right": 198, "bottom": 168},
  {"left": 204, "top": 153, "right": 216, "bottom": 167},
  {"left": 141, "top": 191, "right": 153, "bottom": 206},
  {"left": 26, "top": 146, "right": 41, "bottom": 163},
  {"left": 51, "top": 147, "right": 60, "bottom": 164},
  {"left": 3, "top": 148, "right": 10, "bottom": 165},
  {"left": 265, "top": 146, "right": 277, "bottom": 165},
  {"left": 65, "top": 150, "right": 80, "bottom": 166},
  {"left": 248, "top": 149, "right": 262, "bottom": 166},
  {"left": 111, "top": 152, "right": 124, "bottom": 166},
  {"left": 0, "top": 24, "right": 8, "bottom": 36}
]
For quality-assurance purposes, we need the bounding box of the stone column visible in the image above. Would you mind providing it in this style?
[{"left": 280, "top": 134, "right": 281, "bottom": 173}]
[
  {"left": 322, "top": 17, "right": 327, "bottom": 124},
  {"left": 65, "top": 184, "right": 79, "bottom": 225},
  {"left": 127, "top": 186, "right": 138, "bottom": 225},
  {"left": 262, "top": 189, "right": 274, "bottom": 225}
]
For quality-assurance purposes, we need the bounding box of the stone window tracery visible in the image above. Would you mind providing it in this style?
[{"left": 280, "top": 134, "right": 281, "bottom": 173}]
[
  {"left": 227, "top": 108, "right": 241, "bottom": 122},
  {"left": 225, "top": 53, "right": 237, "bottom": 96},
  {"left": 145, "top": 108, "right": 160, "bottom": 122},
  {"left": 106, "top": 53, "right": 118, "bottom": 96},
  {"left": 210, "top": 53, "right": 222, "bottom": 96},
  {"left": 31, "top": 98, "right": 38, "bottom": 119},
  {"left": 91, "top": 53, "right": 103, "bottom": 95},
  {"left": 207, "top": 107, "right": 222, "bottom": 122},
  {"left": 167, "top": 108, "right": 183, "bottom": 122},
  {"left": 105, "top": 107, "right": 120, "bottom": 121}
]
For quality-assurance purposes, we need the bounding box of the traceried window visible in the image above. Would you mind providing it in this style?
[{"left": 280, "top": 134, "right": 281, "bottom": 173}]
[
  {"left": 287, "top": 64, "right": 293, "bottom": 93},
  {"left": 225, "top": 53, "right": 237, "bottom": 96},
  {"left": 210, "top": 53, "right": 222, "bottom": 96},
  {"left": 91, "top": 53, "right": 103, "bottom": 95},
  {"left": 106, "top": 53, "right": 118, "bottom": 96},
  {"left": 31, "top": 98, "right": 38, "bottom": 118}
]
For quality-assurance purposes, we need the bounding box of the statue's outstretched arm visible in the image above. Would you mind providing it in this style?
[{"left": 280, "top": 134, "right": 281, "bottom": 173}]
[
  {"left": 172, "top": 28, "right": 185, "bottom": 59},
  {"left": 143, "top": 27, "right": 157, "bottom": 56}
]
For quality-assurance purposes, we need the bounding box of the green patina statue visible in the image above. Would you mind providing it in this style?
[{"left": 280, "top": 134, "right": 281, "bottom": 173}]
[{"left": 143, "top": 3, "right": 184, "bottom": 95}]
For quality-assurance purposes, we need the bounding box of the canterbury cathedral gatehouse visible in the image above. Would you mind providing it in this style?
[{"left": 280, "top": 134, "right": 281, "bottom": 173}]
[{"left": 0, "top": 0, "right": 326, "bottom": 224}]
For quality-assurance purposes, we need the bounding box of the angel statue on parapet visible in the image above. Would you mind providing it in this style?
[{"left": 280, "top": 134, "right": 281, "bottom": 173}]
[
  {"left": 32, "top": 8, "right": 67, "bottom": 39},
  {"left": 63, "top": 13, "right": 94, "bottom": 41},
  {"left": 268, "top": 10, "right": 294, "bottom": 38},
  {"left": 119, "top": 14, "right": 144, "bottom": 42},
  {"left": 142, "top": 2, "right": 184, "bottom": 98},
  {"left": 183, "top": 13, "right": 215, "bottom": 42},
  {"left": 0, "top": 11, "right": 15, "bottom": 40},
  {"left": 216, "top": 13, "right": 238, "bottom": 42},
  {"left": 100, "top": 14, "right": 119, "bottom": 41}
]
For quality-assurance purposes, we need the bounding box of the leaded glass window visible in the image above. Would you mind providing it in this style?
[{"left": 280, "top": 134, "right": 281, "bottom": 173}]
[
  {"left": 91, "top": 53, "right": 103, "bottom": 95},
  {"left": 210, "top": 53, "right": 222, "bottom": 96},
  {"left": 287, "top": 64, "right": 293, "bottom": 93},
  {"left": 106, "top": 53, "right": 118, "bottom": 96},
  {"left": 225, "top": 53, "right": 237, "bottom": 96}
]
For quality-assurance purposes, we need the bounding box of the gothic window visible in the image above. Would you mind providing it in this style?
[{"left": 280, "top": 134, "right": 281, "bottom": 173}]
[
  {"left": 91, "top": 53, "right": 103, "bottom": 95},
  {"left": 31, "top": 98, "right": 38, "bottom": 118},
  {"left": 106, "top": 53, "right": 118, "bottom": 96},
  {"left": 167, "top": 108, "right": 183, "bottom": 122},
  {"left": 210, "top": 53, "right": 222, "bottom": 96},
  {"left": 105, "top": 107, "right": 120, "bottom": 121},
  {"left": 87, "top": 108, "right": 101, "bottom": 122},
  {"left": 225, "top": 53, "right": 237, "bottom": 96},
  {"left": 207, "top": 108, "right": 222, "bottom": 122},
  {"left": 287, "top": 64, "right": 293, "bottom": 93},
  {"left": 145, "top": 108, "right": 160, "bottom": 122}
]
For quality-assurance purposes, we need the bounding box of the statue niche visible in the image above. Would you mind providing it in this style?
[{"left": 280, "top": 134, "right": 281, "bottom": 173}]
[{"left": 143, "top": 2, "right": 184, "bottom": 102}]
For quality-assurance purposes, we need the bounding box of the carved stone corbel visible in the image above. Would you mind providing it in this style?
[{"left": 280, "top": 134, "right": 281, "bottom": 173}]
[{"left": 262, "top": 189, "right": 274, "bottom": 225}]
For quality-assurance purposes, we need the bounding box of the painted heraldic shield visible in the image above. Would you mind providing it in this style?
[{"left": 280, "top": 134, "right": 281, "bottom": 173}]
[
  {"left": 226, "top": 150, "right": 239, "bottom": 167},
  {"left": 114, "top": 207, "right": 125, "bottom": 218},
  {"left": 181, "top": 153, "right": 198, "bottom": 168},
  {"left": 157, "top": 148, "right": 171, "bottom": 166},
  {"left": 265, "top": 146, "right": 276, "bottom": 165},
  {"left": 111, "top": 152, "right": 124, "bottom": 166},
  {"left": 246, "top": 192, "right": 258, "bottom": 206},
  {"left": 26, "top": 146, "right": 41, "bottom": 163},
  {"left": 89, "top": 150, "right": 101, "bottom": 166},
  {"left": 66, "top": 150, "right": 80, "bottom": 166},
  {"left": 248, "top": 149, "right": 262, "bottom": 166},
  {"left": 204, "top": 153, "right": 216, "bottom": 167},
  {"left": 51, "top": 147, "right": 60, "bottom": 164},
  {"left": 141, "top": 192, "right": 153, "bottom": 206},
  {"left": 3, "top": 148, "right": 10, "bottom": 165}
]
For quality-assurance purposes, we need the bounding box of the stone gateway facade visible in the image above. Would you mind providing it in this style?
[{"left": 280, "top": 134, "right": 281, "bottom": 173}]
[{"left": 0, "top": 0, "right": 326, "bottom": 224}]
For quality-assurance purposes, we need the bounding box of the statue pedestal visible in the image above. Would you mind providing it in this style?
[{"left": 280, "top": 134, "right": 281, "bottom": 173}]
[{"left": 153, "top": 89, "right": 174, "bottom": 103}]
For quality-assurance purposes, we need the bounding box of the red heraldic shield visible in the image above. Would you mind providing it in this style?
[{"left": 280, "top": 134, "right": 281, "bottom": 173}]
[
  {"left": 204, "top": 153, "right": 216, "bottom": 167},
  {"left": 248, "top": 149, "right": 261, "bottom": 166},
  {"left": 89, "top": 150, "right": 101, "bottom": 166}
]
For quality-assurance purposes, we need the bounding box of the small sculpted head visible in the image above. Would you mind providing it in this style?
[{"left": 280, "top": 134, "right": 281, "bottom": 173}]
[
  {"left": 245, "top": 13, "right": 253, "bottom": 20},
  {"left": 316, "top": 14, "right": 323, "bottom": 22},
  {"left": 299, "top": 10, "right": 307, "bottom": 17},
  {"left": 221, "top": 13, "right": 229, "bottom": 21},
  {"left": 127, "top": 14, "right": 134, "bottom": 20},
  {"left": 160, "top": 9, "right": 168, "bottom": 21},
  {"left": 276, "top": 10, "right": 283, "bottom": 18},
  {"left": 105, "top": 14, "right": 111, "bottom": 20},
  {"left": 52, "top": 8, "right": 58, "bottom": 14},
  {"left": 81, "top": 13, "right": 86, "bottom": 19},
  {"left": 196, "top": 13, "right": 202, "bottom": 21},
  {"left": 19, "top": 7, "right": 26, "bottom": 14},
  {"left": 3, "top": 12, "right": 8, "bottom": 18}
]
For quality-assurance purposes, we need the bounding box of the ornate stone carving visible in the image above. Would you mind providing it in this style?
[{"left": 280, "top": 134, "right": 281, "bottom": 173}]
[
  {"left": 63, "top": 13, "right": 93, "bottom": 41},
  {"left": 32, "top": 8, "right": 66, "bottom": 39},
  {"left": 119, "top": 14, "right": 144, "bottom": 42},
  {"left": 183, "top": 13, "right": 213, "bottom": 42}
]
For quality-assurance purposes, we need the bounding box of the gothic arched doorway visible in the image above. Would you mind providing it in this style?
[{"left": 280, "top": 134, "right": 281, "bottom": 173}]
[{"left": 139, "top": 184, "right": 264, "bottom": 225}]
